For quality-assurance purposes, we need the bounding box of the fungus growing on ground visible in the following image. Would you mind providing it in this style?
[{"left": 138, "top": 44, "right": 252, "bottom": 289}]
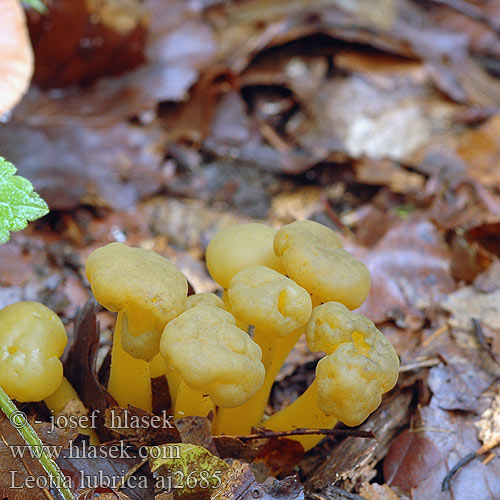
[
  {"left": 206, "top": 222, "right": 285, "bottom": 330},
  {"left": 160, "top": 305, "right": 265, "bottom": 419},
  {"left": 85, "top": 242, "right": 187, "bottom": 411},
  {"left": 261, "top": 302, "right": 399, "bottom": 450},
  {"left": 148, "top": 292, "right": 228, "bottom": 407},
  {"left": 0, "top": 301, "right": 98, "bottom": 442},
  {"left": 274, "top": 220, "right": 371, "bottom": 309},
  {"left": 214, "top": 265, "right": 312, "bottom": 435}
]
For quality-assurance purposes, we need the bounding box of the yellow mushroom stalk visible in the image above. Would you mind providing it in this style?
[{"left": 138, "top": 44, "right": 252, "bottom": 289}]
[
  {"left": 0, "top": 302, "right": 98, "bottom": 442},
  {"left": 274, "top": 220, "right": 371, "bottom": 309},
  {"left": 160, "top": 305, "right": 265, "bottom": 419},
  {"left": 85, "top": 242, "right": 187, "bottom": 412},
  {"left": 214, "top": 266, "right": 312, "bottom": 435},
  {"left": 262, "top": 302, "right": 399, "bottom": 450}
]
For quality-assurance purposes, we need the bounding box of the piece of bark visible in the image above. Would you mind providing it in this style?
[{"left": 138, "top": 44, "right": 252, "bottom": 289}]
[{"left": 304, "top": 389, "right": 413, "bottom": 494}]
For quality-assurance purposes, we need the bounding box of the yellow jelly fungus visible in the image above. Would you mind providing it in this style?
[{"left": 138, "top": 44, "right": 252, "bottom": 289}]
[
  {"left": 160, "top": 306, "right": 265, "bottom": 419},
  {"left": 206, "top": 223, "right": 285, "bottom": 290},
  {"left": 274, "top": 220, "right": 371, "bottom": 310},
  {"left": 214, "top": 266, "right": 311, "bottom": 435},
  {"left": 0, "top": 302, "right": 66, "bottom": 401},
  {"left": 86, "top": 242, "right": 187, "bottom": 412},
  {"left": 262, "top": 302, "right": 399, "bottom": 450},
  {"left": 0, "top": 302, "right": 99, "bottom": 442}
]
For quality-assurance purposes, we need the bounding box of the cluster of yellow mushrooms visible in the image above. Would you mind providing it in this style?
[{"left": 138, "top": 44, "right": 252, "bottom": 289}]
[{"left": 0, "top": 220, "right": 399, "bottom": 451}]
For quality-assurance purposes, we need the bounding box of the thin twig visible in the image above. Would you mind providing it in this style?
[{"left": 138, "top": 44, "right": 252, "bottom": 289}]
[
  {"left": 399, "top": 357, "right": 440, "bottom": 372},
  {"left": 471, "top": 318, "right": 499, "bottom": 364},
  {"left": 442, "top": 452, "right": 476, "bottom": 491},
  {"left": 442, "top": 434, "right": 500, "bottom": 491},
  {"left": 236, "top": 427, "right": 375, "bottom": 441}
]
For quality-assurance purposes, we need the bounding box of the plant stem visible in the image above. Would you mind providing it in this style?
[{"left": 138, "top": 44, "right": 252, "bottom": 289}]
[{"left": 0, "top": 385, "right": 76, "bottom": 500}]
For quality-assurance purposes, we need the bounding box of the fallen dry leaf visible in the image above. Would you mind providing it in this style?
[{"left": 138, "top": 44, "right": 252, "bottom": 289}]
[
  {"left": 211, "top": 460, "right": 304, "bottom": 500},
  {"left": 359, "top": 482, "right": 399, "bottom": 500},
  {"left": 0, "top": 0, "right": 33, "bottom": 116},
  {"left": 0, "top": 122, "right": 166, "bottom": 211},
  {"left": 383, "top": 428, "right": 442, "bottom": 491},
  {"left": 65, "top": 299, "right": 117, "bottom": 441},
  {"left": 352, "top": 215, "right": 456, "bottom": 326}
]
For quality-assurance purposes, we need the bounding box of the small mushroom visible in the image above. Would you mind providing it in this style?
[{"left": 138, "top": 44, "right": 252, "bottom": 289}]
[
  {"left": 206, "top": 223, "right": 285, "bottom": 330},
  {"left": 214, "top": 266, "right": 311, "bottom": 435},
  {"left": 262, "top": 302, "right": 399, "bottom": 450},
  {"left": 0, "top": 302, "right": 98, "bottom": 442},
  {"left": 147, "top": 292, "right": 228, "bottom": 406},
  {"left": 160, "top": 305, "right": 265, "bottom": 419},
  {"left": 86, "top": 242, "right": 187, "bottom": 411},
  {"left": 274, "top": 220, "right": 370, "bottom": 309}
]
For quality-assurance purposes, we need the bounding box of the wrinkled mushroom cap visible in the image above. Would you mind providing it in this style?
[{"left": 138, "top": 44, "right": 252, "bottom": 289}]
[
  {"left": 229, "top": 266, "right": 312, "bottom": 337},
  {"left": 206, "top": 223, "right": 285, "bottom": 290},
  {"left": 0, "top": 302, "right": 67, "bottom": 402},
  {"left": 160, "top": 306, "right": 265, "bottom": 407},
  {"left": 306, "top": 301, "right": 374, "bottom": 354},
  {"left": 274, "top": 220, "right": 370, "bottom": 309},
  {"left": 185, "top": 292, "right": 226, "bottom": 310},
  {"left": 308, "top": 302, "right": 399, "bottom": 426},
  {"left": 86, "top": 242, "right": 187, "bottom": 360}
]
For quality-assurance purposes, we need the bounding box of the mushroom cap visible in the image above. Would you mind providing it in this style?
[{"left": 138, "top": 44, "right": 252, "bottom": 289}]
[
  {"left": 85, "top": 242, "right": 187, "bottom": 360},
  {"left": 0, "top": 302, "right": 67, "bottom": 402},
  {"left": 185, "top": 292, "right": 226, "bottom": 310},
  {"left": 229, "top": 265, "right": 312, "bottom": 337},
  {"left": 274, "top": 220, "right": 370, "bottom": 310},
  {"left": 160, "top": 305, "right": 265, "bottom": 408},
  {"left": 309, "top": 302, "right": 399, "bottom": 426},
  {"left": 206, "top": 223, "right": 285, "bottom": 290},
  {"left": 305, "top": 301, "right": 374, "bottom": 354}
]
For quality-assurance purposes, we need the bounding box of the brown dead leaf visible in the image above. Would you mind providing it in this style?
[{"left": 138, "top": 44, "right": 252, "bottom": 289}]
[
  {"left": 305, "top": 390, "right": 413, "bottom": 493},
  {"left": 443, "top": 258, "right": 500, "bottom": 333},
  {"left": 0, "top": 415, "right": 76, "bottom": 500},
  {"left": 65, "top": 299, "right": 118, "bottom": 441},
  {"left": 359, "top": 483, "right": 399, "bottom": 500},
  {"left": 254, "top": 438, "right": 304, "bottom": 477},
  {"left": 429, "top": 180, "right": 500, "bottom": 232},
  {"left": 407, "top": 404, "right": 500, "bottom": 500},
  {"left": 0, "top": 122, "right": 165, "bottom": 211},
  {"left": 354, "top": 159, "right": 425, "bottom": 194},
  {"left": 475, "top": 389, "right": 500, "bottom": 450},
  {"left": 174, "top": 415, "right": 218, "bottom": 456},
  {"left": 211, "top": 460, "right": 304, "bottom": 500},
  {"left": 287, "top": 73, "right": 458, "bottom": 165},
  {"left": 352, "top": 215, "right": 456, "bottom": 326},
  {"left": 28, "top": 0, "right": 146, "bottom": 88},
  {"left": 457, "top": 115, "right": 500, "bottom": 189},
  {"left": 104, "top": 406, "right": 179, "bottom": 446},
  {"left": 214, "top": 435, "right": 265, "bottom": 462},
  {"left": 383, "top": 428, "right": 442, "bottom": 491},
  {"left": 0, "top": 0, "right": 33, "bottom": 116}
]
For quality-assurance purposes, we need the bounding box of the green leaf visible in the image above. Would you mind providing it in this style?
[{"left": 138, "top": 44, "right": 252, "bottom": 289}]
[
  {"left": 148, "top": 443, "right": 228, "bottom": 497},
  {"left": 0, "top": 156, "right": 49, "bottom": 244},
  {"left": 21, "top": 0, "right": 47, "bottom": 13}
]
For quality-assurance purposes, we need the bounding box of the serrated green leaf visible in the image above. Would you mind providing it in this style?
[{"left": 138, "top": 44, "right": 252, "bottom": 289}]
[
  {"left": 148, "top": 443, "right": 228, "bottom": 497},
  {"left": 0, "top": 157, "right": 49, "bottom": 244}
]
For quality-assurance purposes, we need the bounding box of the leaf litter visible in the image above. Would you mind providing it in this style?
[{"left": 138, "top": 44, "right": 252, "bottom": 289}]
[{"left": 2, "top": 0, "right": 500, "bottom": 498}]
